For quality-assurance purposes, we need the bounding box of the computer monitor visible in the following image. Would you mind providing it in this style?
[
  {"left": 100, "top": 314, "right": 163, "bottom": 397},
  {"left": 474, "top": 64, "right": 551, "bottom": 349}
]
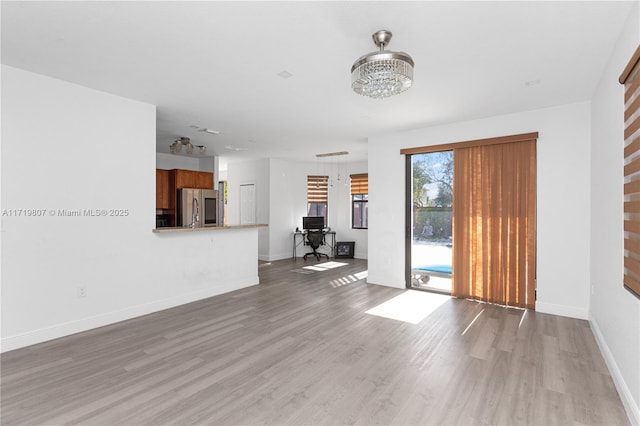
[{"left": 302, "top": 216, "right": 324, "bottom": 230}]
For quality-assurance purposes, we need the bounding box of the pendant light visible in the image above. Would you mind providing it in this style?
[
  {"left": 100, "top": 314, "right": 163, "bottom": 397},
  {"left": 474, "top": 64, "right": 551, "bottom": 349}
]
[{"left": 351, "top": 30, "right": 414, "bottom": 99}]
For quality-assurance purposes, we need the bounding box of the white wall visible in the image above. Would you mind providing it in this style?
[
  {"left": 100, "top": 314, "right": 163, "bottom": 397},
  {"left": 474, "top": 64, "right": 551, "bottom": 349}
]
[
  {"left": 268, "top": 158, "right": 368, "bottom": 261},
  {"left": 268, "top": 158, "right": 309, "bottom": 260},
  {"left": 368, "top": 102, "right": 592, "bottom": 320},
  {"left": 156, "top": 152, "right": 201, "bottom": 170},
  {"left": 226, "top": 158, "right": 270, "bottom": 259},
  {"left": 198, "top": 156, "right": 216, "bottom": 174},
  {"left": 590, "top": 3, "right": 640, "bottom": 423},
  {"left": 155, "top": 153, "right": 217, "bottom": 179},
  {"left": 328, "top": 160, "right": 368, "bottom": 260},
  {"left": 1, "top": 66, "right": 260, "bottom": 352},
  {"left": 227, "top": 158, "right": 368, "bottom": 261}
]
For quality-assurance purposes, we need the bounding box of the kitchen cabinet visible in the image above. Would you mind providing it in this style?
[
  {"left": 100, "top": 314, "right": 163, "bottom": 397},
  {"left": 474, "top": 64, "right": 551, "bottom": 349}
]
[
  {"left": 174, "top": 169, "right": 195, "bottom": 189},
  {"left": 195, "top": 171, "right": 214, "bottom": 189},
  {"left": 156, "top": 168, "right": 214, "bottom": 228},
  {"left": 174, "top": 169, "right": 213, "bottom": 189},
  {"left": 156, "top": 169, "right": 171, "bottom": 209}
]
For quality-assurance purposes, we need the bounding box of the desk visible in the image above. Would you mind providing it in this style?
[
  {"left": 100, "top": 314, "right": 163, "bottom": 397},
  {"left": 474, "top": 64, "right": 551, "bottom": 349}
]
[{"left": 293, "top": 231, "right": 336, "bottom": 259}]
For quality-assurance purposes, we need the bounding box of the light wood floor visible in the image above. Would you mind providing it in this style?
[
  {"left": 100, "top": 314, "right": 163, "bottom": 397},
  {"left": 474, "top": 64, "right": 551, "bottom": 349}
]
[{"left": 1, "top": 258, "right": 630, "bottom": 425}]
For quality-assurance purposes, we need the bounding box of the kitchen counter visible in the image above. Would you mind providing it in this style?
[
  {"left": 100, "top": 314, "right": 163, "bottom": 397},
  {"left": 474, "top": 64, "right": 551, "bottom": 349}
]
[{"left": 152, "top": 224, "right": 267, "bottom": 233}]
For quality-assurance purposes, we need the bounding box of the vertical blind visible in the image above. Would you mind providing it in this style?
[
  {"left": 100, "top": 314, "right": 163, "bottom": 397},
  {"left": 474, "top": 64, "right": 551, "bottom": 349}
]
[
  {"left": 350, "top": 173, "right": 368, "bottom": 195},
  {"left": 620, "top": 45, "right": 640, "bottom": 298},
  {"left": 401, "top": 132, "right": 538, "bottom": 309},
  {"left": 452, "top": 139, "right": 537, "bottom": 309},
  {"left": 307, "top": 175, "right": 329, "bottom": 202}
]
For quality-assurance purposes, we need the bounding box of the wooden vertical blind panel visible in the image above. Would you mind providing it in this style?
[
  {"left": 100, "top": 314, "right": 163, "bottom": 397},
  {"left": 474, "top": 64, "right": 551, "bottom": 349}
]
[
  {"left": 452, "top": 139, "right": 537, "bottom": 309},
  {"left": 622, "top": 45, "right": 640, "bottom": 299},
  {"left": 307, "top": 175, "right": 328, "bottom": 202},
  {"left": 350, "top": 173, "right": 368, "bottom": 195}
]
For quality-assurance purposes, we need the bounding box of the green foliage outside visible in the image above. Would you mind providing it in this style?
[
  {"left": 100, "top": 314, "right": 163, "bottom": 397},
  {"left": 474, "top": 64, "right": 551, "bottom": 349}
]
[
  {"left": 412, "top": 160, "right": 431, "bottom": 207},
  {"left": 412, "top": 151, "right": 453, "bottom": 208},
  {"left": 412, "top": 151, "right": 453, "bottom": 241}
]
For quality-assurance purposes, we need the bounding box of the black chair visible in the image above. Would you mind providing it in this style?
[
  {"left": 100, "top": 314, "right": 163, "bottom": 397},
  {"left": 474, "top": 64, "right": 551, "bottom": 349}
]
[{"left": 303, "top": 230, "right": 329, "bottom": 261}]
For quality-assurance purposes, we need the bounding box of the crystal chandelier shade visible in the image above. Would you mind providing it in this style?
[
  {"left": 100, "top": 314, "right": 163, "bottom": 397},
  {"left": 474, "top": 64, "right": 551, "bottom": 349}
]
[{"left": 351, "top": 30, "right": 414, "bottom": 99}]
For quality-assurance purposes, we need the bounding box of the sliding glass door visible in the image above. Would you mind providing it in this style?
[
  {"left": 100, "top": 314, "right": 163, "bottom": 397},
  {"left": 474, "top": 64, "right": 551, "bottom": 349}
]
[
  {"left": 404, "top": 133, "right": 537, "bottom": 309},
  {"left": 407, "top": 151, "right": 453, "bottom": 293}
]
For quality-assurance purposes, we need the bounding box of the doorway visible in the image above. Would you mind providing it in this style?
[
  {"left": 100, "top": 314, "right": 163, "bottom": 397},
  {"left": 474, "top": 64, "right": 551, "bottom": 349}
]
[
  {"left": 403, "top": 133, "right": 537, "bottom": 309},
  {"left": 407, "top": 151, "right": 453, "bottom": 293}
]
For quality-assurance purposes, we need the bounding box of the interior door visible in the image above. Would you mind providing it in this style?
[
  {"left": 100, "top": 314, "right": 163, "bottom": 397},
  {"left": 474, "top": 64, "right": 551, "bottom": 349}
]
[{"left": 239, "top": 183, "right": 256, "bottom": 225}]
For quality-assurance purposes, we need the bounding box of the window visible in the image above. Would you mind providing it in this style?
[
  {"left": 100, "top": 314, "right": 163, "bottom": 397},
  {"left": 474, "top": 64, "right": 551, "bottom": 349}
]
[
  {"left": 620, "top": 45, "right": 640, "bottom": 299},
  {"left": 351, "top": 173, "right": 368, "bottom": 229},
  {"left": 307, "top": 175, "right": 328, "bottom": 225}
]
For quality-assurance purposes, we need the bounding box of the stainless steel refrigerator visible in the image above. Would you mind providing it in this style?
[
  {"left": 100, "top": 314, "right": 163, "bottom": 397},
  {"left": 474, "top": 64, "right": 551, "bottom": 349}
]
[{"left": 177, "top": 188, "right": 219, "bottom": 228}]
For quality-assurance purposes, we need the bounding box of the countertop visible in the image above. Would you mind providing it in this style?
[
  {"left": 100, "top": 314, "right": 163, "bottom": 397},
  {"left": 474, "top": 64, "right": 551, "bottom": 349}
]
[{"left": 152, "top": 224, "right": 267, "bottom": 233}]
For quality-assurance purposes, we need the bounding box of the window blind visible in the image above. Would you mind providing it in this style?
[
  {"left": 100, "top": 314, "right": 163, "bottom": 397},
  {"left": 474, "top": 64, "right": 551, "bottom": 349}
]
[
  {"left": 621, "top": 45, "right": 640, "bottom": 299},
  {"left": 307, "top": 175, "right": 328, "bottom": 202},
  {"left": 350, "top": 173, "right": 368, "bottom": 195},
  {"left": 452, "top": 138, "right": 537, "bottom": 309}
]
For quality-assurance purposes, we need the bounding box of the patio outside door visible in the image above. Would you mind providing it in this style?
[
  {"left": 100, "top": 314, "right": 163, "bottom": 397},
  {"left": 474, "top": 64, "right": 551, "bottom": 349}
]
[{"left": 407, "top": 151, "right": 453, "bottom": 293}]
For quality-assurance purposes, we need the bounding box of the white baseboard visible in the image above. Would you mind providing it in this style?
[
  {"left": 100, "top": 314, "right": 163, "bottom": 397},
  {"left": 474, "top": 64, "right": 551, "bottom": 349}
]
[
  {"left": 1, "top": 277, "right": 259, "bottom": 353},
  {"left": 589, "top": 316, "right": 640, "bottom": 426},
  {"left": 366, "top": 278, "right": 405, "bottom": 289},
  {"left": 263, "top": 252, "right": 293, "bottom": 262},
  {"left": 535, "top": 301, "right": 589, "bottom": 320}
]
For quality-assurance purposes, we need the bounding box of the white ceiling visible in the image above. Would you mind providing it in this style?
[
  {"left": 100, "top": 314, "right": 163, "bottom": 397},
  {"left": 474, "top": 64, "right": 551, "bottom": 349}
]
[{"left": 1, "top": 1, "right": 635, "bottom": 163}]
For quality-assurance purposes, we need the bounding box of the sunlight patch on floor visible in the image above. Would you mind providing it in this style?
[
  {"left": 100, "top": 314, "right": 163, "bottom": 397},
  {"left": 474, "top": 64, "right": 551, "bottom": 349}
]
[
  {"left": 329, "top": 270, "right": 367, "bottom": 288},
  {"left": 353, "top": 270, "right": 368, "bottom": 280},
  {"left": 318, "top": 261, "right": 348, "bottom": 269},
  {"left": 303, "top": 261, "right": 348, "bottom": 271},
  {"left": 461, "top": 309, "right": 484, "bottom": 335},
  {"left": 365, "top": 290, "right": 450, "bottom": 324},
  {"left": 518, "top": 309, "right": 527, "bottom": 329},
  {"left": 303, "top": 265, "right": 328, "bottom": 271}
]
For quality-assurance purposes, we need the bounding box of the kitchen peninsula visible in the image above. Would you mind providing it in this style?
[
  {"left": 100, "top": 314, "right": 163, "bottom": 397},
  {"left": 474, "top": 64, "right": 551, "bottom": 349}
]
[
  {"left": 149, "top": 223, "right": 268, "bottom": 328},
  {"left": 153, "top": 224, "right": 266, "bottom": 233},
  {"left": 151, "top": 168, "right": 268, "bottom": 334}
]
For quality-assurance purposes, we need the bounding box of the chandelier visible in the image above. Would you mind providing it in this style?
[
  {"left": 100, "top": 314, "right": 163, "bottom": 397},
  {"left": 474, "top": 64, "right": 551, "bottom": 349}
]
[
  {"left": 169, "top": 137, "right": 206, "bottom": 155},
  {"left": 351, "top": 30, "right": 414, "bottom": 99}
]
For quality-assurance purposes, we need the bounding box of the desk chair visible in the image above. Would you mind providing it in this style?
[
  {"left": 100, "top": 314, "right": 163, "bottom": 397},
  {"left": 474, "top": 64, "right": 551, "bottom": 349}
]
[{"left": 303, "top": 230, "right": 329, "bottom": 261}]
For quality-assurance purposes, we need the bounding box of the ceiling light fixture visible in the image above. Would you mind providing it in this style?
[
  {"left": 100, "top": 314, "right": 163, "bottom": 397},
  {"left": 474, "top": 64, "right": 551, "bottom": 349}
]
[
  {"left": 316, "top": 151, "right": 349, "bottom": 158},
  {"left": 351, "top": 30, "right": 414, "bottom": 99},
  {"left": 169, "top": 137, "right": 206, "bottom": 155}
]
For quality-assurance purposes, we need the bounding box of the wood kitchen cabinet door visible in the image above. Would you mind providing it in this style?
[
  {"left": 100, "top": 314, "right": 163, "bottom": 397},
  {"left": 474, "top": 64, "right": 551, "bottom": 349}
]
[
  {"left": 196, "top": 172, "right": 214, "bottom": 189},
  {"left": 174, "top": 169, "right": 196, "bottom": 189},
  {"left": 156, "top": 169, "right": 171, "bottom": 209},
  {"left": 173, "top": 169, "right": 214, "bottom": 189}
]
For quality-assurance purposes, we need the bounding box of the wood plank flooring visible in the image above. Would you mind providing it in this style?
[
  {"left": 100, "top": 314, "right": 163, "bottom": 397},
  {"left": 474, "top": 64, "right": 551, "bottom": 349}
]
[{"left": 1, "top": 258, "right": 630, "bottom": 425}]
